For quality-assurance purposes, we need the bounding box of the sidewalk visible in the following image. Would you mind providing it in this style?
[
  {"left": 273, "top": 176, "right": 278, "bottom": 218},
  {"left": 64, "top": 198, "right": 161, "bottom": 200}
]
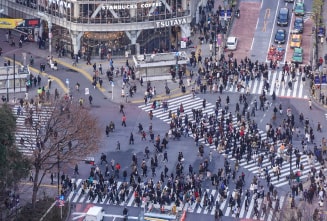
[{"left": 316, "top": 0, "right": 327, "bottom": 108}]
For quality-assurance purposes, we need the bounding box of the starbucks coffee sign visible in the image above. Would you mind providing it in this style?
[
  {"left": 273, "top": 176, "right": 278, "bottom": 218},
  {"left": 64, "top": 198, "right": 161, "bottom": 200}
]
[
  {"left": 102, "top": 2, "right": 162, "bottom": 10},
  {"left": 155, "top": 18, "right": 187, "bottom": 28}
]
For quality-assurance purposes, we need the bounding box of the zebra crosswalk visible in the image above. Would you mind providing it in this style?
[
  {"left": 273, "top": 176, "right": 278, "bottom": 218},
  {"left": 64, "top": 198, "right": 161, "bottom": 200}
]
[
  {"left": 221, "top": 70, "right": 307, "bottom": 99},
  {"left": 12, "top": 105, "right": 53, "bottom": 156},
  {"left": 67, "top": 178, "right": 284, "bottom": 220},
  {"left": 138, "top": 94, "right": 321, "bottom": 188}
]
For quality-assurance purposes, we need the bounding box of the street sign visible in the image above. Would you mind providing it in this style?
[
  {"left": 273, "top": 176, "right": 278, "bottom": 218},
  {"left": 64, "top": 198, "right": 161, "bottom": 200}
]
[
  {"left": 55, "top": 195, "right": 65, "bottom": 207},
  {"left": 219, "top": 10, "right": 231, "bottom": 17},
  {"left": 181, "top": 41, "right": 186, "bottom": 49},
  {"left": 85, "top": 88, "right": 89, "bottom": 95}
]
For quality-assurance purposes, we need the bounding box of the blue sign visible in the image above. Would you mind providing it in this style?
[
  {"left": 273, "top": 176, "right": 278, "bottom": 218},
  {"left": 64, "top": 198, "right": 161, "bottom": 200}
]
[
  {"left": 219, "top": 10, "right": 232, "bottom": 17},
  {"left": 314, "top": 75, "right": 320, "bottom": 84},
  {"left": 322, "top": 75, "right": 327, "bottom": 84}
]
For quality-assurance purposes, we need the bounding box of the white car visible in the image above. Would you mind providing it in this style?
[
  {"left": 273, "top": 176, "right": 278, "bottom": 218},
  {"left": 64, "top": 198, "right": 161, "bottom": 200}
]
[{"left": 226, "top": 37, "right": 238, "bottom": 50}]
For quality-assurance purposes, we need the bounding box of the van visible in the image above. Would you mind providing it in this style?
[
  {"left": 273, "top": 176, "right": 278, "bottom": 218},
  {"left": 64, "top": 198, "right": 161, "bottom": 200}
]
[
  {"left": 226, "top": 37, "right": 238, "bottom": 50},
  {"left": 277, "top": 8, "right": 289, "bottom": 26},
  {"left": 84, "top": 206, "right": 104, "bottom": 221}
]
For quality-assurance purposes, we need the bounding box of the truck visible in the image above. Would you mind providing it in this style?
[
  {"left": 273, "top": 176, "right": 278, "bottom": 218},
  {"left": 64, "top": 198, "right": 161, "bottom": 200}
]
[{"left": 84, "top": 206, "right": 104, "bottom": 221}]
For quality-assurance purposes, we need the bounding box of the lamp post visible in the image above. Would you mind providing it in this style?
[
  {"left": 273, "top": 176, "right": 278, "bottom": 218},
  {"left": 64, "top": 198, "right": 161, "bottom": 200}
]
[
  {"left": 289, "top": 144, "right": 293, "bottom": 186},
  {"left": 13, "top": 54, "right": 16, "bottom": 103},
  {"left": 175, "top": 26, "right": 179, "bottom": 80},
  {"left": 6, "top": 66, "right": 10, "bottom": 102},
  {"left": 58, "top": 146, "right": 60, "bottom": 195}
]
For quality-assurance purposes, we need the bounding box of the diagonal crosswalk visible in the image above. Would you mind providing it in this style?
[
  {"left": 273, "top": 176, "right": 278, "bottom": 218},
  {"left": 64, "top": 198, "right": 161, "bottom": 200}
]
[
  {"left": 12, "top": 105, "right": 54, "bottom": 156},
  {"left": 138, "top": 94, "right": 321, "bottom": 188},
  {"left": 215, "top": 70, "right": 307, "bottom": 99},
  {"left": 66, "top": 178, "right": 284, "bottom": 220}
]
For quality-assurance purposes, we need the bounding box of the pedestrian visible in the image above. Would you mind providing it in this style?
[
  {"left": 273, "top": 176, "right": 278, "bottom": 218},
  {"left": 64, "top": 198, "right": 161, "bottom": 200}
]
[
  {"left": 309, "top": 99, "right": 312, "bottom": 110},
  {"left": 29, "top": 170, "right": 33, "bottom": 182},
  {"left": 50, "top": 173, "right": 54, "bottom": 184},
  {"left": 89, "top": 95, "right": 93, "bottom": 105},
  {"left": 105, "top": 125, "right": 110, "bottom": 137},
  {"left": 99, "top": 78, "right": 103, "bottom": 88},
  {"left": 54, "top": 88, "right": 59, "bottom": 100},
  {"left": 209, "top": 150, "right": 213, "bottom": 162},
  {"left": 141, "top": 131, "right": 146, "bottom": 140},
  {"left": 164, "top": 165, "right": 169, "bottom": 177},
  {"left": 163, "top": 151, "right": 168, "bottom": 162},
  {"left": 99, "top": 64, "right": 103, "bottom": 75},
  {"left": 100, "top": 153, "right": 108, "bottom": 164},
  {"left": 116, "top": 141, "right": 120, "bottom": 151},
  {"left": 145, "top": 146, "right": 150, "bottom": 159},
  {"left": 74, "top": 164, "right": 79, "bottom": 175},
  {"left": 129, "top": 132, "right": 134, "bottom": 144},
  {"left": 111, "top": 159, "right": 115, "bottom": 171},
  {"left": 120, "top": 103, "right": 124, "bottom": 114},
  {"left": 122, "top": 114, "right": 127, "bottom": 127}
]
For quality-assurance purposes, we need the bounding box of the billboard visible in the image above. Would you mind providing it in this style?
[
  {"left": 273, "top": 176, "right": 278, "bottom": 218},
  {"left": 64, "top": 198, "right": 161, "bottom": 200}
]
[
  {"left": 0, "top": 19, "right": 24, "bottom": 29},
  {"left": 17, "top": 19, "right": 41, "bottom": 28}
]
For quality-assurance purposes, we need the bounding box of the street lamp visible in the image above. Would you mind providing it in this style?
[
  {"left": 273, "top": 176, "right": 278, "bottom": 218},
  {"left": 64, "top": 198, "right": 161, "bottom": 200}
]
[
  {"left": 175, "top": 27, "right": 179, "bottom": 79},
  {"left": 6, "top": 66, "right": 10, "bottom": 102},
  {"left": 37, "top": 12, "right": 52, "bottom": 57},
  {"left": 289, "top": 144, "right": 293, "bottom": 186}
]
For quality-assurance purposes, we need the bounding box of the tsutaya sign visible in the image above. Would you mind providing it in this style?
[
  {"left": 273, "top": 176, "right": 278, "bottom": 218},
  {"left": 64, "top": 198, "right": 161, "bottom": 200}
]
[
  {"left": 155, "top": 18, "right": 187, "bottom": 28},
  {"left": 102, "top": 2, "right": 162, "bottom": 10},
  {"left": 47, "top": 0, "right": 71, "bottom": 9}
]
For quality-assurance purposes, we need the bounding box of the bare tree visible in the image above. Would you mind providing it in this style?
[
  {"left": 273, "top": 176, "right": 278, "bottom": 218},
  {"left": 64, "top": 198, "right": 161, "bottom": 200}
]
[{"left": 19, "top": 99, "right": 101, "bottom": 208}]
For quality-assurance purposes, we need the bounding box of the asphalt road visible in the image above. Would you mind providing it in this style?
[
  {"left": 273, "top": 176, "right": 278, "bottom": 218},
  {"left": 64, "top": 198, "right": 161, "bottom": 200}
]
[{"left": 235, "top": 0, "right": 313, "bottom": 63}]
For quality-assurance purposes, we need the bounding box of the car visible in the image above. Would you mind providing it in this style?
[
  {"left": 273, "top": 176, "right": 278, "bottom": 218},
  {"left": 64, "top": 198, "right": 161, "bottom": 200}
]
[
  {"left": 293, "top": 17, "right": 304, "bottom": 33},
  {"left": 290, "top": 34, "right": 302, "bottom": 48},
  {"left": 277, "top": 8, "right": 289, "bottom": 26},
  {"left": 226, "top": 36, "right": 238, "bottom": 50},
  {"left": 292, "top": 47, "right": 303, "bottom": 63},
  {"left": 274, "top": 29, "right": 286, "bottom": 44},
  {"left": 294, "top": 2, "right": 305, "bottom": 16}
]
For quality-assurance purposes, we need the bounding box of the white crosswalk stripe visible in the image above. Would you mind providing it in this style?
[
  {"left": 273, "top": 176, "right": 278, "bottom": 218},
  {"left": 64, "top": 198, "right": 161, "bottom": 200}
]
[
  {"left": 12, "top": 105, "right": 54, "bottom": 156},
  {"left": 67, "top": 178, "right": 283, "bottom": 219},
  {"left": 220, "top": 70, "right": 307, "bottom": 99},
  {"left": 138, "top": 94, "right": 321, "bottom": 188}
]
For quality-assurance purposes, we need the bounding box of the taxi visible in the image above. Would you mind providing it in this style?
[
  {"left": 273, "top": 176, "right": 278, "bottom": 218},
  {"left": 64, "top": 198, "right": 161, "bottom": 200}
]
[{"left": 290, "top": 34, "right": 302, "bottom": 48}]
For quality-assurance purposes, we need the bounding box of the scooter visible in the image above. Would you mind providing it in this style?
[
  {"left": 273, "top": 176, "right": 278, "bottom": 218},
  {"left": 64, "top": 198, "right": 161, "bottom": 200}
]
[{"left": 235, "top": 9, "right": 240, "bottom": 18}]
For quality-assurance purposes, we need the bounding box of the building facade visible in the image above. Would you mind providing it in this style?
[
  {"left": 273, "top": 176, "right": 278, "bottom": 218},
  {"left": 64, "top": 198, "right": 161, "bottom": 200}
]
[{"left": 1, "top": 0, "right": 203, "bottom": 58}]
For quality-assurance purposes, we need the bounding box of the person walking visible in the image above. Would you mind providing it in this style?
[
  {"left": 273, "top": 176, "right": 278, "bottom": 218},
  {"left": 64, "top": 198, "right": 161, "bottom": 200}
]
[
  {"left": 164, "top": 165, "right": 169, "bottom": 177},
  {"left": 116, "top": 141, "right": 121, "bottom": 151},
  {"left": 309, "top": 99, "right": 312, "bottom": 110},
  {"left": 74, "top": 164, "right": 79, "bottom": 175},
  {"left": 163, "top": 151, "right": 168, "bottom": 162},
  {"left": 29, "top": 170, "right": 33, "bottom": 182},
  {"left": 120, "top": 103, "right": 124, "bottom": 114},
  {"left": 129, "top": 132, "right": 134, "bottom": 144},
  {"left": 122, "top": 114, "right": 127, "bottom": 127},
  {"left": 89, "top": 95, "right": 93, "bottom": 105}
]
